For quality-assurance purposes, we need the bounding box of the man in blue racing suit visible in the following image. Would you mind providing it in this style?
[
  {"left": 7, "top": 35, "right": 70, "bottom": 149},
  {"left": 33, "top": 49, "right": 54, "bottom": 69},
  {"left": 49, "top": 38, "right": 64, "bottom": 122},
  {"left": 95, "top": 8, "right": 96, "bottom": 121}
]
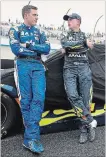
[
  {"left": 60, "top": 13, "right": 97, "bottom": 144},
  {"left": 9, "top": 5, "right": 50, "bottom": 154}
]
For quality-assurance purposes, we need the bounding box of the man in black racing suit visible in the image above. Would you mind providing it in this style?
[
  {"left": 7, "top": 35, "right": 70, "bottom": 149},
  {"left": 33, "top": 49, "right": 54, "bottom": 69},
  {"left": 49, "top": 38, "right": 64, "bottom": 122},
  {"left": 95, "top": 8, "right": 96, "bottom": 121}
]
[{"left": 60, "top": 13, "right": 97, "bottom": 144}]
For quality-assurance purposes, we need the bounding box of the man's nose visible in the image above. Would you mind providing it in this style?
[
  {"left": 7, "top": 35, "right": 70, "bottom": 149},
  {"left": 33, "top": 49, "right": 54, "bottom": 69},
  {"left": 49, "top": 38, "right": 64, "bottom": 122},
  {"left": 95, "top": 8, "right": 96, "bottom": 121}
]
[{"left": 36, "top": 16, "right": 38, "bottom": 20}]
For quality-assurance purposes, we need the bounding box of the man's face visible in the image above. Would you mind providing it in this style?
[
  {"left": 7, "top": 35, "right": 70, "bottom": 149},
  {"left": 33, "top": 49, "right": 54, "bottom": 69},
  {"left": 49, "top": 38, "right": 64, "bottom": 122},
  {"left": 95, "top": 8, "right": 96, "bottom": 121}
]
[
  {"left": 25, "top": 9, "right": 38, "bottom": 26},
  {"left": 68, "top": 18, "right": 80, "bottom": 30}
]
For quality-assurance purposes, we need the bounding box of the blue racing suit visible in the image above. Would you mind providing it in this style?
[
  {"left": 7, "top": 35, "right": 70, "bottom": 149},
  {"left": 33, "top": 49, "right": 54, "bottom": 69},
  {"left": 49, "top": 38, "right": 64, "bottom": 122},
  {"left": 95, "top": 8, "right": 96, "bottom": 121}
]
[
  {"left": 9, "top": 23, "right": 50, "bottom": 140},
  {"left": 61, "top": 30, "right": 94, "bottom": 127}
]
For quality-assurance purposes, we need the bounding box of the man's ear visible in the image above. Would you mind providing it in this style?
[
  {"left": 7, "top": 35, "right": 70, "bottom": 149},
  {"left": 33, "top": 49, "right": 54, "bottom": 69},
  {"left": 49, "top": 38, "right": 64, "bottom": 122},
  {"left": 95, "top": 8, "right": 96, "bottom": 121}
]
[
  {"left": 24, "top": 13, "right": 28, "bottom": 19},
  {"left": 78, "top": 20, "right": 81, "bottom": 26}
]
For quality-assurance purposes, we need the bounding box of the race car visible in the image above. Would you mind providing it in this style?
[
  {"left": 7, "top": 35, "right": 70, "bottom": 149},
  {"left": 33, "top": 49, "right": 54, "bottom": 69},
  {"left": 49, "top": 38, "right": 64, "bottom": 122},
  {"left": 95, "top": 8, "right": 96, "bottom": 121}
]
[{"left": 1, "top": 44, "right": 105, "bottom": 138}]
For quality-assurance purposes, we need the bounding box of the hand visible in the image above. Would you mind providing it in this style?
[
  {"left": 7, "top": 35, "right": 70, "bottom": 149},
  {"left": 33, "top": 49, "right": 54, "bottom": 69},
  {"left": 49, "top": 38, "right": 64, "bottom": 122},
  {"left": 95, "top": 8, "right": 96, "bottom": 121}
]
[
  {"left": 20, "top": 43, "right": 26, "bottom": 48},
  {"left": 86, "top": 39, "right": 94, "bottom": 49},
  {"left": 60, "top": 48, "right": 66, "bottom": 54}
]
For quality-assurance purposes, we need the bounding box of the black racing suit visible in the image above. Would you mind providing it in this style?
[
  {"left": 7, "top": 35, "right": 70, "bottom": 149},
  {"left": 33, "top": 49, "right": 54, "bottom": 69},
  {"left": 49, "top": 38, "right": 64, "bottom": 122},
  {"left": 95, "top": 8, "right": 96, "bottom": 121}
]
[{"left": 61, "top": 29, "right": 94, "bottom": 128}]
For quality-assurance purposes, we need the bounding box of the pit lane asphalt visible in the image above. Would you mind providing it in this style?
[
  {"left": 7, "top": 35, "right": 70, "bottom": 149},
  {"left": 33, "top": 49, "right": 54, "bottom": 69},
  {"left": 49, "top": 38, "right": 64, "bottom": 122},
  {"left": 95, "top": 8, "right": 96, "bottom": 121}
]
[{"left": 1, "top": 126, "right": 105, "bottom": 157}]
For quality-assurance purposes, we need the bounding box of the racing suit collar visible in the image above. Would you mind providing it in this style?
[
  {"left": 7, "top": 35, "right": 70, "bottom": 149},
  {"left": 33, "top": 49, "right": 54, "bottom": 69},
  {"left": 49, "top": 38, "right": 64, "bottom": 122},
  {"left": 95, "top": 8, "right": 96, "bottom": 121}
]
[
  {"left": 22, "top": 23, "right": 34, "bottom": 30},
  {"left": 69, "top": 28, "right": 81, "bottom": 33}
]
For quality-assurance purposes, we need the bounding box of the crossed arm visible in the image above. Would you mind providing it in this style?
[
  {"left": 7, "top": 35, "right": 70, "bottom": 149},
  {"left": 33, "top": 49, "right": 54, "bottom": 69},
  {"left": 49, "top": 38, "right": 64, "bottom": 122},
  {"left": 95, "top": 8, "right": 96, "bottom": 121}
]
[{"left": 9, "top": 28, "right": 50, "bottom": 57}]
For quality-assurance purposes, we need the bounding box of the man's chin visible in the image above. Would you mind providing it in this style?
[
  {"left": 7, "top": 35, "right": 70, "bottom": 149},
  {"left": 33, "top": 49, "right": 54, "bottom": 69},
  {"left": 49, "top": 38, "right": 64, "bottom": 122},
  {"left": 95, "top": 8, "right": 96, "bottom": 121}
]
[
  {"left": 32, "top": 23, "right": 37, "bottom": 26},
  {"left": 69, "top": 27, "right": 72, "bottom": 29}
]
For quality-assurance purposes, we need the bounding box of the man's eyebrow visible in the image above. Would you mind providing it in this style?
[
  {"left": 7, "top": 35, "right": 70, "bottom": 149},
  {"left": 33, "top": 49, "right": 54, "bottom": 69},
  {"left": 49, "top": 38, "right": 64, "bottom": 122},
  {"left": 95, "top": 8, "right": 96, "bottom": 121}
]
[{"left": 33, "top": 14, "right": 38, "bottom": 16}]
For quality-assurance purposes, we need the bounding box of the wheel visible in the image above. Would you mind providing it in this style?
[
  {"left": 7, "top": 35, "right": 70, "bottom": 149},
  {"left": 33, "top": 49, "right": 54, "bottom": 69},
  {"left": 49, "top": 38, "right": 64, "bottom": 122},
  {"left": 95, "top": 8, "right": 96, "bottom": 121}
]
[{"left": 1, "top": 92, "right": 19, "bottom": 138}]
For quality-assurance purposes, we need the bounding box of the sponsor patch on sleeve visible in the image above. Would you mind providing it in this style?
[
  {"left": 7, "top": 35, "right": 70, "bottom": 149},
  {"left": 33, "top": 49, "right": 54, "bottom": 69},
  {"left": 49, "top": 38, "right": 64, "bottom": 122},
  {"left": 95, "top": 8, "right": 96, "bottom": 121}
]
[
  {"left": 9, "top": 30, "right": 15, "bottom": 39},
  {"left": 19, "top": 48, "right": 24, "bottom": 52},
  {"left": 10, "top": 39, "right": 18, "bottom": 44}
]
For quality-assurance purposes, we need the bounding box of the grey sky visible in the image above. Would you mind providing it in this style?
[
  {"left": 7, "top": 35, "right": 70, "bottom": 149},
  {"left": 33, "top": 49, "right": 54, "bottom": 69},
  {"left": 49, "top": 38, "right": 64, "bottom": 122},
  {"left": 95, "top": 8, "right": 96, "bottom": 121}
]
[{"left": 1, "top": 0, "right": 105, "bottom": 33}]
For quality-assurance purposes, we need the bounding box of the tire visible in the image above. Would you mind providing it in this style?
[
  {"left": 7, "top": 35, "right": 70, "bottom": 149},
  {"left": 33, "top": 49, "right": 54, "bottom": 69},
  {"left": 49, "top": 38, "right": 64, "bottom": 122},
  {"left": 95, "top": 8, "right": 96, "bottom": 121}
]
[{"left": 1, "top": 92, "right": 18, "bottom": 139}]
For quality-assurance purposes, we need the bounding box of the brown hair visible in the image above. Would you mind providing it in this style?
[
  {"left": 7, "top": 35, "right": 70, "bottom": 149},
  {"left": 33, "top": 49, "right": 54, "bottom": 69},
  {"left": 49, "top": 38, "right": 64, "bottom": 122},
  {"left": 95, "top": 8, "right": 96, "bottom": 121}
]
[{"left": 22, "top": 5, "right": 38, "bottom": 18}]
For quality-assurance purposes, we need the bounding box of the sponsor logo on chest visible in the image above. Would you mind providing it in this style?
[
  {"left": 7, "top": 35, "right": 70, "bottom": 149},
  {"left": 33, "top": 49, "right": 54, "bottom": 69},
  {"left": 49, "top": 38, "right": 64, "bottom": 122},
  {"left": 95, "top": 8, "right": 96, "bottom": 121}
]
[{"left": 20, "top": 31, "right": 24, "bottom": 36}]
